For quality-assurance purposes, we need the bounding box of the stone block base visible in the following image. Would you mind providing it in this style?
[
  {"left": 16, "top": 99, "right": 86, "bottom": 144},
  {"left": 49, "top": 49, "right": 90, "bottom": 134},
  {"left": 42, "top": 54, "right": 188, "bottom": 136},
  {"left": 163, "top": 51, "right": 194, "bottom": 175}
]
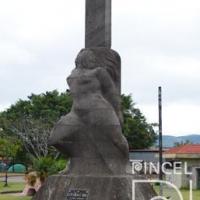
[{"left": 33, "top": 174, "right": 156, "bottom": 200}]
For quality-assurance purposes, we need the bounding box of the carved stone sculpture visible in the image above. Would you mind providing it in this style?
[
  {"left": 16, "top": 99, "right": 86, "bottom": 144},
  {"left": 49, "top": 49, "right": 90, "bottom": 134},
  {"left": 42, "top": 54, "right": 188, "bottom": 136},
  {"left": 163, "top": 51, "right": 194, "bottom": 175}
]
[
  {"left": 48, "top": 47, "right": 129, "bottom": 175},
  {"left": 33, "top": 48, "right": 156, "bottom": 200},
  {"left": 33, "top": 0, "right": 157, "bottom": 198}
]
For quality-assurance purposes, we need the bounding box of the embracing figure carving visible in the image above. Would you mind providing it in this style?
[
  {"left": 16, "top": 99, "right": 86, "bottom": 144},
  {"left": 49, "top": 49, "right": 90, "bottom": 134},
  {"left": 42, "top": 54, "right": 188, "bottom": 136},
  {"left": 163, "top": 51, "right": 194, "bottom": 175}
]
[{"left": 49, "top": 48, "right": 129, "bottom": 175}]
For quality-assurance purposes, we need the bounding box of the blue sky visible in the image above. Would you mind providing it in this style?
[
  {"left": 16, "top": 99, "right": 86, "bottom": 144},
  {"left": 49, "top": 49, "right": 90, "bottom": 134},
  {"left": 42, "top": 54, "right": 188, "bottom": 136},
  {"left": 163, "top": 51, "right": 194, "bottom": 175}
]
[{"left": 0, "top": 0, "right": 200, "bottom": 136}]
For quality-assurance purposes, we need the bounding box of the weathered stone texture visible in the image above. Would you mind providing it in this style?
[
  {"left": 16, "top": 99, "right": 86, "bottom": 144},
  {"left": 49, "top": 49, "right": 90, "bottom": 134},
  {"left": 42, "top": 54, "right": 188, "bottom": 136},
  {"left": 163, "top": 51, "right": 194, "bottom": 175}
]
[
  {"left": 48, "top": 48, "right": 128, "bottom": 175},
  {"left": 33, "top": 175, "right": 156, "bottom": 200},
  {"left": 85, "top": 0, "right": 111, "bottom": 48}
]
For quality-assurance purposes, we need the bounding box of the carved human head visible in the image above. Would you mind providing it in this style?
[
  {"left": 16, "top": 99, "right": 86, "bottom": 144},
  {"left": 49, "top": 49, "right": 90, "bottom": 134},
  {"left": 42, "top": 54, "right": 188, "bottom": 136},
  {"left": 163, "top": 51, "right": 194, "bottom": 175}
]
[{"left": 75, "top": 49, "right": 96, "bottom": 70}]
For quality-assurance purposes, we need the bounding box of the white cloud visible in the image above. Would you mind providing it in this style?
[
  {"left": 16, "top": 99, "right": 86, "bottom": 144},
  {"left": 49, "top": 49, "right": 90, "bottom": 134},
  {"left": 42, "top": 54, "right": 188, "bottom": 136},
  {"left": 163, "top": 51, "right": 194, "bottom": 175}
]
[
  {"left": 0, "top": 0, "right": 200, "bottom": 136},
  {"left": 140, "top": 103, "right": 200, "bottom": 136},
  {"left": 0, "top": 42, "right": 34, "bottom": 65}
]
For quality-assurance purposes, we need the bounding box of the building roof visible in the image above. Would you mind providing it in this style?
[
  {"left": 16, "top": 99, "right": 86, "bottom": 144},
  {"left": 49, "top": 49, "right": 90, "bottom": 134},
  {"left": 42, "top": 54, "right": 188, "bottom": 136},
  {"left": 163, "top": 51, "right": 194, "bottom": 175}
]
[
  {"left": 165, "top": 144, "right": 200, "bottom": 154},
  {"left": 164, "top": 144, "right": 200, "bottom": 159},
  {"left": 129, "top": 148, "right": 168, "bottom": 153}
]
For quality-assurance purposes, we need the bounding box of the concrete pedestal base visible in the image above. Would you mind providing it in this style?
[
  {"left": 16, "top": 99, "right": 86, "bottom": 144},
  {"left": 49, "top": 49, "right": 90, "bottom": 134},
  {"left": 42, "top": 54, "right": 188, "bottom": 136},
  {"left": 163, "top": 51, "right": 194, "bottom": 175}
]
[{"left": 33, "top": 174, "right": 156, "bottom": 200}]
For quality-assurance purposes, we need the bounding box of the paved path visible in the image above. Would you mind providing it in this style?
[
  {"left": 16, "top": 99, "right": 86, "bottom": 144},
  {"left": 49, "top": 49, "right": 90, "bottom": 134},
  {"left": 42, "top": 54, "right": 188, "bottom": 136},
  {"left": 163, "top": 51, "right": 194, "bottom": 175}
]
[{"left": 0, "top": 175, "right": 25, "bottom": 183}]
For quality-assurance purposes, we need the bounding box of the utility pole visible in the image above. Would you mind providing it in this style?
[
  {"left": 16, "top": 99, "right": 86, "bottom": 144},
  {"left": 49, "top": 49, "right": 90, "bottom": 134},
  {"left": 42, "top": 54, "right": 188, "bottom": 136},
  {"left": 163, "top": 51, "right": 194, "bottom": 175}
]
[
  {"left": 158, "top": 86, "right": 163, "bottom": 196},
  {"left": 4, "top": 166, "right": 8, "bottom": 187}
]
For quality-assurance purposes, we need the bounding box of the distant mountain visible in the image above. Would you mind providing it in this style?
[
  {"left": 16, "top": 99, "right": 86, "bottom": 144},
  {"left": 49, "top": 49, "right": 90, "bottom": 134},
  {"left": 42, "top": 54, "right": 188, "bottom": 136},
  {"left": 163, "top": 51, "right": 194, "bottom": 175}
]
[{"left": 157, "top": 134, "right": 200, "bottom": 147}]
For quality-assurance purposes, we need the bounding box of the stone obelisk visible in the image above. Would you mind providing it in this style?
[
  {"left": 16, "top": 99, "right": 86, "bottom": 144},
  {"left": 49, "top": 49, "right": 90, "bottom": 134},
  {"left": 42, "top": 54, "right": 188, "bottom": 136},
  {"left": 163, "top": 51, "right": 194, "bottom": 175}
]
[
  {"left": 85, "top": 0, "right": 111, "bottom": 48},
  {"left": 33, "top": 0, "right": 156, "bottom": 199}
]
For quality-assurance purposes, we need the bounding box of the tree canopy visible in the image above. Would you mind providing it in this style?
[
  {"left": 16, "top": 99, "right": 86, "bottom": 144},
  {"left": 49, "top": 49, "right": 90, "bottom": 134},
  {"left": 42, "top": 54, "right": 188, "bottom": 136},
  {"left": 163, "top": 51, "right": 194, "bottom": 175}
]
[
  {"left": 0, "top": 90, "right": 72, "bottom": 159},
  {"left": 0, "top": 137, "right": 21, "bottom": 160},
  {"left": 0, "top": 90, "right": 157, "bottom": 159},
  {"left": 121, "top": 94, "right": 157, "bottom": 149}
]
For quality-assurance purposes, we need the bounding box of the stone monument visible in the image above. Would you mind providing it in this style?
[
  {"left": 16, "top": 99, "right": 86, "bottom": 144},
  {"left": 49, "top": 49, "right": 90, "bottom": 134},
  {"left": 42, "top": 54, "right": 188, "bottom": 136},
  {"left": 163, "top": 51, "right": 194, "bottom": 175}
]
[{"left": 33, "top": 0, "right": 156, "bottom": 199}]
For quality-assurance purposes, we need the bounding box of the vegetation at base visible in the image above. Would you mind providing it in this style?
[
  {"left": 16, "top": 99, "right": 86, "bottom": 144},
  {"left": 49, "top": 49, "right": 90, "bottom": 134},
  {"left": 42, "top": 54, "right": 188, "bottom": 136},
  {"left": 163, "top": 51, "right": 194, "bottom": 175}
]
[{"left": 32, "top": 157, "right": 67, "bottom": 176}]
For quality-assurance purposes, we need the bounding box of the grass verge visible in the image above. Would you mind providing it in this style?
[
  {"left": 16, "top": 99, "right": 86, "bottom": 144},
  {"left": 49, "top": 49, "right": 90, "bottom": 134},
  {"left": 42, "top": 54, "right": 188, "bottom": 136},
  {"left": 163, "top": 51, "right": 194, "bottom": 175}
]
[
  {"left": 0, "top": 182, "right": 31, "bottom": 200},
  {"left": 0, "top": 195, "right": 31, "bottom": 200},
  {"left": 0, "top": 182, "right": 24, "bottom": 193},
  {"left": 154, "top": 185, "right": 200, "bottom": 200}
]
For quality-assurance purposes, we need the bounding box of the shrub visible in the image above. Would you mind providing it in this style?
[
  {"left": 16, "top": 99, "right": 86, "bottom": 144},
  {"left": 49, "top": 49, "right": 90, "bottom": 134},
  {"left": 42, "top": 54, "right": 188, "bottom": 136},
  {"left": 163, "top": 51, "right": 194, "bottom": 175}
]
[
  {"left": 54, "top": 159, "right": 67, "bottom": 172},
  {"left": 32, "top": 157, "right": 67, "bottom": 176}
]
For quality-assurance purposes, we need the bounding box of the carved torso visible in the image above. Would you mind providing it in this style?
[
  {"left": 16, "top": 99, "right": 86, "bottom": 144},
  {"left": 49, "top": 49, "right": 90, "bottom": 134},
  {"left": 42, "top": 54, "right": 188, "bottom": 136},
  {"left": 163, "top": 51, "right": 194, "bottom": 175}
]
[{"left": 49, "top": 48, "right": 129, "bottom": 175}]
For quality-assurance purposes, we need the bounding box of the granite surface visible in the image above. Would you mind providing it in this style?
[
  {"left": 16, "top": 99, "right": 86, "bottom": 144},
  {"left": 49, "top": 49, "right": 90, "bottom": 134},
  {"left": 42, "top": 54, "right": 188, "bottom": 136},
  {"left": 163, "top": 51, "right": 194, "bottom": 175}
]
[
  {"left": 85, "top": 0, "right": 111, "bottom": 48},
  {"left": 32, "top": 174, "right": 156, "bottom": 200},
  {"left": 48, "top": 48, "right": 128, "bottom": 175}
]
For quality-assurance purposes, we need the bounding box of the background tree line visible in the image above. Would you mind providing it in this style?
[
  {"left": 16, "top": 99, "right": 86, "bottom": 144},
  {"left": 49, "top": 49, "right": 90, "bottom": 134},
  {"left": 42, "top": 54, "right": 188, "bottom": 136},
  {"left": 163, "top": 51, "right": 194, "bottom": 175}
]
[{"left": 0, "top": 90, "right": 157, "bottom": 165}]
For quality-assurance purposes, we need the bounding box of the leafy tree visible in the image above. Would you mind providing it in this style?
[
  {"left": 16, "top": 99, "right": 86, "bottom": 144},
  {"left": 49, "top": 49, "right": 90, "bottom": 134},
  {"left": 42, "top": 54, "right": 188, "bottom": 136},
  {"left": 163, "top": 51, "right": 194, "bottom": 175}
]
[
  {"left": 0, "top": 137, "right": 22, "bottom": 160},
  {"left": 122, "top": 94, "right": 157, "bottom": 149},
  {"left": 0, "top": 137, "right": 22, "bottom": 186},
  {"left": 0, "top": 90, "right": 72, "bottom": 159}
]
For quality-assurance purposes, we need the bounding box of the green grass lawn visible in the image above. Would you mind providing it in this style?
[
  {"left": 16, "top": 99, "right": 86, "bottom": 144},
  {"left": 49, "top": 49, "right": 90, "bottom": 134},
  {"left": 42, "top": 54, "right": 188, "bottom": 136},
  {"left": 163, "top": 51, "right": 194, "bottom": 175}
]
[
  {"left": 0, "top": 195, "right": 31, "bottom": 200},
  {"left": 0, "top": 182, "right": 24, "bottom": 193},
  {"left": 0, "top": 182, "right": 31, "bottom": 200},
  {"left": 154, "top": 185, "right": 200, "bottom": 200},
  {"left": 181, "top": 189, "right": 200, "bottom": 200}
]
